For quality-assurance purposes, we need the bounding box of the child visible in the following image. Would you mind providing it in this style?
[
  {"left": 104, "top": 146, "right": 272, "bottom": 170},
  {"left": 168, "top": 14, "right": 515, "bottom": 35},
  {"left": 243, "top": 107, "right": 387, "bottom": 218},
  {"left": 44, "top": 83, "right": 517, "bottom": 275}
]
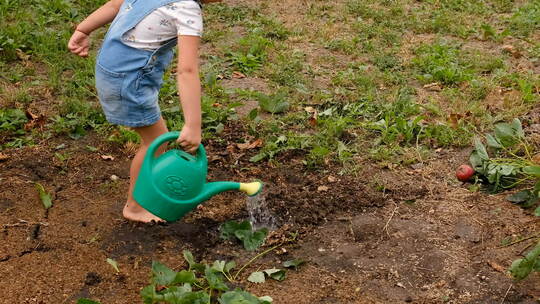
[{"left": 68, "top": 0, "right": 212, "bottom": 223}]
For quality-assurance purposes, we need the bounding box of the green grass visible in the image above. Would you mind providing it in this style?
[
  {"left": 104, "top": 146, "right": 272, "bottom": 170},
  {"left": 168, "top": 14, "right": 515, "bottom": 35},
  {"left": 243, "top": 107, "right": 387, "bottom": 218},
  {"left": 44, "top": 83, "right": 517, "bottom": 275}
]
[{"left": 0, "top": 0, "right": 538, "bottom": 166}]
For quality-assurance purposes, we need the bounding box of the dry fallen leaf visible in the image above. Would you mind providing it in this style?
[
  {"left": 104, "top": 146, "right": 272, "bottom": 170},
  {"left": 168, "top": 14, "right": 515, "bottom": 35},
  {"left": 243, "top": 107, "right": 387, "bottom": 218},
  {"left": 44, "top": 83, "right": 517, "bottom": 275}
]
[
  {"left": 502, "top": 45, "right": 521, "bottom": 58},
  {"left": 423, "top": 82, "right": 442, "bottom": 92},
  {"left": 487, "top": 261, "right": 506, "bottom": 273},
  {"left": 25, "top": 109, "right": 38, "bottom": 120},
  {"left": 317, "top": 185, "right": 329, "bottom": 192},
  {"left": 23, "top": 109, "right": 46, "bottom": 131},
  {"left": 304, "top": 107, "right": 317, "bottom": 113},
  {"left": 101, "top": 155, "right": 115, "bottom": 161},
  {"left": 0, "top": 153, "right": 9, "bottom": 161},
  {"left": 327, "top": 176, "right": 336, "bottom": 183},
  {"left": 24, "top": 116, "right": 47, "bottom": 131},
  {"left": 237, "top": 139, "right": 264, "bottom": 150},
  {"left": 16, "top": 49, "right": 30, "bottom": 61},
  {"left": 308, "top": 114, "right": 317, "bottom": 127},
  {"left": 232, "top": 71, "right": 246, "bottom": 79}
]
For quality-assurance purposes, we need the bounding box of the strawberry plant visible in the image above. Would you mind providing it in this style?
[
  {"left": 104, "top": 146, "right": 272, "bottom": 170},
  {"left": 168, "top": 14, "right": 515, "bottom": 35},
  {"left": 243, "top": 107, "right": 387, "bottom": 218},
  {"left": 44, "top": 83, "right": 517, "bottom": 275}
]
[
  {"left": 509, "top": 242, "right": 540, "bottom": 280},
  {"left": 469, "top": 119, "right": 540, "bottom": 193},
  {"left": 0, "top": 108, "right": 29, "bottom": 149},
  {"left": 219, "top": 220, "right": 268, "bottom": 251},
  {"left": 140, "top": 251, "right": 273, "bottom": 304}
]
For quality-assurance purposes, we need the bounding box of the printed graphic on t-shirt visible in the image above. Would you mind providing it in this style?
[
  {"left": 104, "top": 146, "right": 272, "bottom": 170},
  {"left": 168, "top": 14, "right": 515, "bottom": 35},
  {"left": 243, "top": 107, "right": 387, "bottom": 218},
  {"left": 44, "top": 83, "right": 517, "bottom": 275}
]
[{"left": 122, "top": 1, "right": 203, "bottom": 50}]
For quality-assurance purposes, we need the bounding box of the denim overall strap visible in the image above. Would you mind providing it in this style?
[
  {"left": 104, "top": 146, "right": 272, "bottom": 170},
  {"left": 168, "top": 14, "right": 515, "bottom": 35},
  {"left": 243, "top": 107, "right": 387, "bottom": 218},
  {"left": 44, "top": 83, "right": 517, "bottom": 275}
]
[{"left": 97, "top": 0, "right": 194, "bottom": 74}]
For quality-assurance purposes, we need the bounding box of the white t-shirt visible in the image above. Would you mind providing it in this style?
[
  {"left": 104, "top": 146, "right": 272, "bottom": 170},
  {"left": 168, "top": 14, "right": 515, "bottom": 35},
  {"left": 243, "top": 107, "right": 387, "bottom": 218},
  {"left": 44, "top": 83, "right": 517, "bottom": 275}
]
[{"left": 122, "top": 0, "right": 203, "bottom": 51}]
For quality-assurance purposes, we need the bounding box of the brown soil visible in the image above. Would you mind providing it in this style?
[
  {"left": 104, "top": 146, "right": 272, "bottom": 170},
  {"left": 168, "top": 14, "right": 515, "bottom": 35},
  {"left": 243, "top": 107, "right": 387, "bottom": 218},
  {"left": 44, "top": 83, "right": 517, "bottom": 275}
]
[{"left": 1, "top": 123, "right": 539, "bottom": 304}]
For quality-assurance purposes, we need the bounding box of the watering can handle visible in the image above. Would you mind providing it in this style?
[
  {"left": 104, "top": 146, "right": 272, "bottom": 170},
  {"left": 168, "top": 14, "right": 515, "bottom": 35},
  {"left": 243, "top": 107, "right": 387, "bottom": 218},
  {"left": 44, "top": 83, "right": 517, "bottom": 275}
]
[{"left": 145, "top": 131, "right": 206, "bottom": 166}]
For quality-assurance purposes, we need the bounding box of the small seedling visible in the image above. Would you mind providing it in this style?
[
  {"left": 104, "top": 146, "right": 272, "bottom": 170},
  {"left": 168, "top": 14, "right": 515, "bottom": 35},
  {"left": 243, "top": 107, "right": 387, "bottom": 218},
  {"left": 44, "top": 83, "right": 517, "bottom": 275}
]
[
  {"left": 256, "top": 92, "right": 289, "bottom": 114},
  {"left": 34, "top": 183, "right": 52, "bottom": 209},
  {"left": 220, "top": 220, "right": 268, "bottom": 251},
  {"left": 106, "top": 258, "right": 120, "bottom": 273}
]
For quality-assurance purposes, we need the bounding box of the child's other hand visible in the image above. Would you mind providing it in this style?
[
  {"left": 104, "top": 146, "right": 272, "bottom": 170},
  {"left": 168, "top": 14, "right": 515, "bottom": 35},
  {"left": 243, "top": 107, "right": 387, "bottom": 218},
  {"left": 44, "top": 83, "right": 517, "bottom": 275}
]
[
  {"left": 68, "top": 30, "right": 90, "bottom": 57},
  {"left": 177, "top": 126, "right": 201, "bottom": 154}
]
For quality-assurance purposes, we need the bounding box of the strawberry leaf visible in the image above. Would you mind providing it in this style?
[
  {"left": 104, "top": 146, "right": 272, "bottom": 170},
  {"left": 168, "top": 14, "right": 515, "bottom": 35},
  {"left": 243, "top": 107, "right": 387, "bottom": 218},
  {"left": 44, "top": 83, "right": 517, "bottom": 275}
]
[
  {"left": 151, "top": 261, "right": 177, "bottom": 285},
  {"left": 283, "top": 259, "right": 306, "bottom": 270},
  {"left": 204, "top": 266, "right": 228, "bottom": 291},
  {"left": 263, "top": 268, "right": 286, "bottom": 281},
  {"left": 247, "top": 271, "right": 265, "bottom": 283},
  {"left": 219, "top": 290, "right": 268, "bottom": 304},
  {"left": 220, "top": 220, "right": 252, "bottom": 240},
  {"left": 235, "top": 228, "right": 268, "bottom": 251},
  {"left": 509, "top": 242, "right": 540, "bottom": 280},
  {"left": 220, "top": 221, "right": 268, "bottom": 251},
  {"left": 77, "top": 299, "right": 101, "bottom": 304}
]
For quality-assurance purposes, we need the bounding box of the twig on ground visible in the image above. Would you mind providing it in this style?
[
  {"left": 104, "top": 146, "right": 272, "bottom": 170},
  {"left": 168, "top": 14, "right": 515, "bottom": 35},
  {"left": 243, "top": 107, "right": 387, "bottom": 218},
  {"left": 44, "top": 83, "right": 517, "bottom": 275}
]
[
  {"left": 348, "top": 216, "right": 355, "bottom": 241},
  {"left": 233, "top": 243, "right": 282, "bottom": 281},
  {"left": 500, "top": 284, "right": 512, "bottom": 304},
  {"left": 499, "top": 232, "right": 540, "bottom": 248},
  {"left": 383, "top": 204, "right": 399, "bottom": 236},
  {"left": 519, "top": 241, "right": 535, "bottom": 255},
  {"left": 2, "top": 219, "right": 49, "bottom": 228}
]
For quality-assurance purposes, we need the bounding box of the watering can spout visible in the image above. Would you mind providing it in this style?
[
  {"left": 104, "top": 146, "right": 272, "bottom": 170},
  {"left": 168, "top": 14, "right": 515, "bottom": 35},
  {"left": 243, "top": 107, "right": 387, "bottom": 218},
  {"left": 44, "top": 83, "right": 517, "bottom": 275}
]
[
  {"left": 239, "top": 181, "right": 264, "bottom": 196},
  {"left": 200, "top": 181, "right": 263, "bottom": 201}
]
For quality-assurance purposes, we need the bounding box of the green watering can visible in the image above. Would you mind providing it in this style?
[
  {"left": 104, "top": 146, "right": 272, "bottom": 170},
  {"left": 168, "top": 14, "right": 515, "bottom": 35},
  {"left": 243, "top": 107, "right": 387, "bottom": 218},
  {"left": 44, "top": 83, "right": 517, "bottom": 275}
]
[{"left": 133, "top": 131, "right": 263, "bottom": 222}]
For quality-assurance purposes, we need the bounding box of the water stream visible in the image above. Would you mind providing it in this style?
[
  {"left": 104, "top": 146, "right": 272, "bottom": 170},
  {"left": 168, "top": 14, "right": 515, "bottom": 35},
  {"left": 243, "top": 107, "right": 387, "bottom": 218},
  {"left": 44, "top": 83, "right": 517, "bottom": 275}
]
[{"left": 245, "top": 191, "right": 277, "bottom": 230}]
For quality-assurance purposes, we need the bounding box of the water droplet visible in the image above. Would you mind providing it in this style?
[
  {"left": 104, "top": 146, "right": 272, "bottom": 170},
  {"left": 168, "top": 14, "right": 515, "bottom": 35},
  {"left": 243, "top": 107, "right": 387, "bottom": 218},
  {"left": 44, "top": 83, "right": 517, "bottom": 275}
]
[{"left": 246, "top": 191, "right": 277, "bottom": 230}]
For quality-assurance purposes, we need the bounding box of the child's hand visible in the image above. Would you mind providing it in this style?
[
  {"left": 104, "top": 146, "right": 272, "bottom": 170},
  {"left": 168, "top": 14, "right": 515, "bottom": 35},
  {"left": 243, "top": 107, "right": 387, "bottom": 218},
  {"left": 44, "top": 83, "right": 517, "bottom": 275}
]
[
  {"left": 177, "top": 125, "right": 201, "bottom": 154},
  {"left": 68, "top": 30, "right": 90, "bottom": 57}
]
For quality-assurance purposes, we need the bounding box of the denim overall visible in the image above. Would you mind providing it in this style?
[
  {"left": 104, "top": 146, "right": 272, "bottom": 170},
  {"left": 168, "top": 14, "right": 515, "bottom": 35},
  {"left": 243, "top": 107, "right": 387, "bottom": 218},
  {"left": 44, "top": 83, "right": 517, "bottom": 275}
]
[{"left": 95, "top": 0, "right": 199, "bottom": 127}]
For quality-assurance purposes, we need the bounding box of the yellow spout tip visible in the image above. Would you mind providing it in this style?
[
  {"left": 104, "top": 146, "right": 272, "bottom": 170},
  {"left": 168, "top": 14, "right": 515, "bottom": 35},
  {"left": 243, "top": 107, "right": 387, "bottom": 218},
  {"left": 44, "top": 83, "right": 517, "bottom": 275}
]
[{"left": 239, "top": 181, "right": 263, "bottom": 196}]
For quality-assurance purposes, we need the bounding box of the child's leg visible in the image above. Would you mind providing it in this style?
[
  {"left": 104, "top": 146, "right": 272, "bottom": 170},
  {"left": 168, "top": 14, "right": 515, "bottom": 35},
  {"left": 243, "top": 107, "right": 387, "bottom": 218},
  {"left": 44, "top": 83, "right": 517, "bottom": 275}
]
[{"left": 123, "top": 117, "right": 168, "bottom": 223}]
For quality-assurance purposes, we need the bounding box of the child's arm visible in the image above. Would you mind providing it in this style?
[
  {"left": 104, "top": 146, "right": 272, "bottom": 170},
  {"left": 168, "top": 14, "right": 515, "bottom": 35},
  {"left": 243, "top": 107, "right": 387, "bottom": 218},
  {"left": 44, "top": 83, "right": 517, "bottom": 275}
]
[
  {"left": 68, "top": 0, "right": 124, "bottom": 57},
  {"left": 176, "top": 35, "right": 202, "bottom": 154}
]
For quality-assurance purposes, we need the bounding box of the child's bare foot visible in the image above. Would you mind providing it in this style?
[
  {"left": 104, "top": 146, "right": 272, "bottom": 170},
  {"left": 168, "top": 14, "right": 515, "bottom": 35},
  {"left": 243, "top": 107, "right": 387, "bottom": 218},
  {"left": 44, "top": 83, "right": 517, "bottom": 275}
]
[{"left": 122, "top": 200, "right": 164, "bottom": 223}]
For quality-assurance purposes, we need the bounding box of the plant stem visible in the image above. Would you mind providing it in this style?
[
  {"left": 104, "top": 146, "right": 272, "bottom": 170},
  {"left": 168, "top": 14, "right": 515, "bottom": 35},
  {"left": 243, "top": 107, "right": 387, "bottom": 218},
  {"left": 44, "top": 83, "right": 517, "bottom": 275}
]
[
  {"left": 499, "top": 232, "right": 540, "bottom": 248},
  {"left": 233, "top": 244, "right": 281, "bottom": 280},
  {"left": 222, "top": 271, "right": 233, "bottom": 282}
]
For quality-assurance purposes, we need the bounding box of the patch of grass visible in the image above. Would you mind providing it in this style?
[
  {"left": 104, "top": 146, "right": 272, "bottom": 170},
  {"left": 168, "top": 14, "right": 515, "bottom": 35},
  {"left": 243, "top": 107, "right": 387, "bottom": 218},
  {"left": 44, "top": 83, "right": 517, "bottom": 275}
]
[
  {"left": 227, "top": 31, "right": 271, "bottom": 74},
  {"left": 204, "top": 3, "right": 253, "bottom": 25},
  {"left": 0, "top": 108, "right": 27, "bottom": 134},
  {"left": 412, "top": 41, "right": 473, "bottom": 85},
  {"left": 265, "top": 49, "right": 306, "bottom": 87},
  {"left": 325, "top": 38, "right": 359, "bottom": 55},
  {"left": 257, "top": 16, "right": 291, "bottom": 41},
  {"left": 107, "top": 127, "right": 140, "bottom": 145},
  {"left": 373, "top": 52, "right": 403, "bottom": 72},
  {"left": 507, "top": 0, "right": 540, "bottom": 37},
  {"left": 50, "top": 98, "right": 106, "bottom": 140},
  {"left": 496, "top": 72, "right": 539, "bottom": 104}
]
